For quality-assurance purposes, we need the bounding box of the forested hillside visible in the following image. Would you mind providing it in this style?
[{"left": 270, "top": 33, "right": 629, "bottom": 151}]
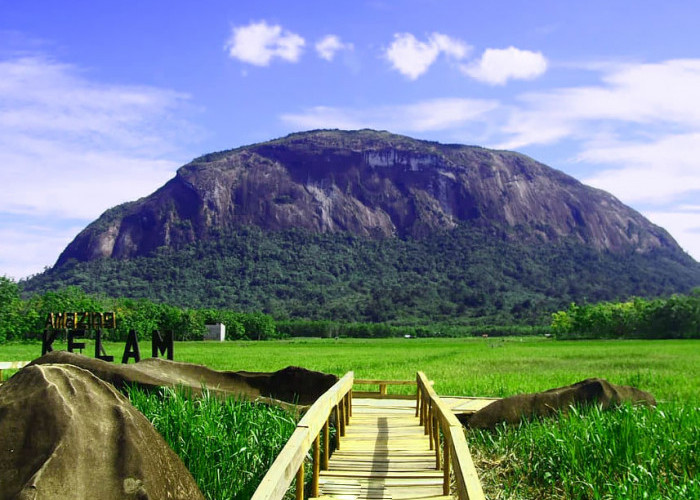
[{"left": 22, "top": 224, "right": 700, "bottom": 324}]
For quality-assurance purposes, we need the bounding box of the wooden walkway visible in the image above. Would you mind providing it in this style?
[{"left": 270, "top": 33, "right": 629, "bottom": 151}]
[
  {"left": 251, "top": 372, "right": 486, "bottom": 500},
  {"left": 314, "top": 398, "right": 448, "bottom": 500}
]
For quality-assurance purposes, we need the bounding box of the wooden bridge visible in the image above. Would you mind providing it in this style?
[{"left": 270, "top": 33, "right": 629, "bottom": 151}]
[{"left": 252, "top": 372, "right": 491, "bottom": 500}]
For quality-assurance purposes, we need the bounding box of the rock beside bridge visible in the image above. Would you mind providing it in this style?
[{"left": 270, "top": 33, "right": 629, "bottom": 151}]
[
  {"left": 29, "top": 351, "right": 338, "bottom": 406},
  {"left": 466, "top": 378, "right": 656, "bottom": 430},
  {"left": 0, "top": 363, "right": 204, "bottom": 500}
]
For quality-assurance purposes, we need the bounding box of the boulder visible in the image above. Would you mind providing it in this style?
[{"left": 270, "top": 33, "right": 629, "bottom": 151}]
[
  {"left": 0, "top": 363, "right": 204, "bottom": 500},
  {"left": 466, "top": 378, "right": 656, "bottom": 430},
  {"left": 29, "top": 351, "right": 338, "bottom": 406}
]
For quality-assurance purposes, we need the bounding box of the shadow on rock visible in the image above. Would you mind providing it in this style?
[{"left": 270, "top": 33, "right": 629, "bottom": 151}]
[{"left": 29, "top": 351, "right": 338, "bottom": 409}]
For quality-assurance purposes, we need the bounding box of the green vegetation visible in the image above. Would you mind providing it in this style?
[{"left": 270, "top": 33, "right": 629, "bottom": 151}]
[
  {"left": 470, "top": 403, "right": 698, "bottom": 499},
  {"left": 0, "top": 277, "right": 278, "bottom": 342},
  {"left": 2, "top": 338, "right": 697, "bottom": 498},
  {"left": 21, "top": 225, "right": 700, "bottom": 324},
  {"left": 552, "top": 290, "right": 700, "bottom": 339},
  {"left": 3, "top": 337, "right": 698, "bottom": 402},
  {"left": 126, "top": 385, "right": 297, "bottom": 500}
]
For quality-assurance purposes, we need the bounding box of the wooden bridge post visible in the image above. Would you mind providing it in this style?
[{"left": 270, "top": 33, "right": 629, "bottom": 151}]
[
  {"left": 443, "top": 438, "right": 451, "bottom": 496},
  {"left": 344, "top": 393, "right": 350, "bottom": 425},
  {"left": 335, "top": 404, "right": 341, "bottom": 450},
  {"left": 312, "top": 435, "right": 320, "bottom": 497},
  {"left": 339, "top": 398, "right": 346, "bottom": 437},
  {"left": 424, "top": 400, "right": 431, "bottom": 435},
  {"left": 433, "top": 415, "right": 441, "bottom": 470},
  {"left": 322, "top": 419, "right": 330, "bottom": 470},
  {"left": 296, "top": 461, "right": 305, "bottom": 500},
  {"left": 428, "top": 401, "right": 434, "bottom": 449},
  {"left": 415, "top": 381, "right": 421, "bottom": 417}
]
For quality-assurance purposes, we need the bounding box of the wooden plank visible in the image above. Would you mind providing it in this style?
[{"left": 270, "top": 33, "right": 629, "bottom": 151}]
[
  {"left": 440, "top": 397, "right": 499, "bottom": 415},
  {"left": 320, "top": 470, "right": 443, "bottom": 479},
  {"left": 352, "top": 392, "right": 416, "bottom": 400},
  {"left": 355, "top": 379, "right": 416, "bottom": 386}
]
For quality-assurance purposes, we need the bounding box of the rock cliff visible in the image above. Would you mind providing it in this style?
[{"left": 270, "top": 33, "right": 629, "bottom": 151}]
[{"left": 56, "top": 129, "right": 679, "bottom": 265}]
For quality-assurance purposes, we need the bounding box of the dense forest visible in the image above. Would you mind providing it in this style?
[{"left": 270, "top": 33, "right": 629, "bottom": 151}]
[
  {"left": 21, "top": 224, "right": 700, "bottom": 325},
  {"left": 3, "top": 276, "right": 699, "bottom": 343}
]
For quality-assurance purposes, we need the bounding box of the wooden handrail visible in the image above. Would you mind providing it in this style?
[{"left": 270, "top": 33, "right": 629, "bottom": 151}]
[
  {"left": 354, "top": 378, "right": 415, "bottom": 396},
  {"left": 417, "top": 371, "right": 485, "bottom": 500},
  {"left": 251, "top": 371, "right": 354, "bottom": 500}
]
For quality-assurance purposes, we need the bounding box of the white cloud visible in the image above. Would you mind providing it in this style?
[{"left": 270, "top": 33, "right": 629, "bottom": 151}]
[
  {"left": 225, "top": 21, "right": 305, "bottom": 66},
  {"left": 315, "top": 35, "right": 353, "bottom": 61},
  {"left": 461, "top": 46, "right": 548, "bottom": 85},
  {"left": 0, "top": 55, "right": 194, "bottom": 278},
  {"left": 385, "top": 32, "right": 470, "bottom": 80},
  {"left": 0, "top": 221, "right": 85, "bottom": 281},
  {"left": 498, "top": 59, "right": 700, "bottom": 149},
  {"left": 281, "top": 97, "right": 497, "bottom": 132},
  {"left": 643, "top": 209, "right": 700, "bottom": 261},
  {"left": 580, "top": 133, "right": 700, "bottom": 203}
]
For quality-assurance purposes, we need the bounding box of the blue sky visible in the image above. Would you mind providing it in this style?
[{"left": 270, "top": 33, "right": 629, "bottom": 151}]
[{"left": 2, "top": 0, "right": 700, "bottom": 279}]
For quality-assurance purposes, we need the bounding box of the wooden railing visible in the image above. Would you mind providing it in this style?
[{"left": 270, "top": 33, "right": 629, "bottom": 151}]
[
  {"left": 416, "top": 371, "right": 485, "bottom": 500},
  {"left": 251, "top": 371, "right": 354, "bottom": 500},
  {"left": 0, "top": 361, "right": 29, "bottom": 382},
  {"left": 353, "top": 378, "right": 415, "bottom": 398}
]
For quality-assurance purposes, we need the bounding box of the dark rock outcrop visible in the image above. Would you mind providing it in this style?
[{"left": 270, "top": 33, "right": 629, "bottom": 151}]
[
  {"left": 465, "top": 378, "right": 656, "bottom": 430},
  {"left": 29, "top": 351, "right": 338, "bottom": 406},
  {"left": 0, "top": 363, "right": 204, "bottom": 500},
  {"left": 56, "top": 129, "right": 681, "bottom": 265}
]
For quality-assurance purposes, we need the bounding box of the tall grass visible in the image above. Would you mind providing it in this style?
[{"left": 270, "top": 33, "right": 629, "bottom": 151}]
[
  {"left": 126, "top": 386, "right": 297, "bottom": 500},
  {"left": 468, "top": 403, "right": 699, "bottom": 499},
  {"left": 4, "top": 338, "right": 698, "bottom": 498}
]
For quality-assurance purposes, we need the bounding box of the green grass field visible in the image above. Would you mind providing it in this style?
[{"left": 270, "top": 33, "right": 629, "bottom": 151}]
[
  {"left": 2, "top": 337, "right": 698, "bottom": 498},
  {"left": 3, "top": 337, "right": 697, "bottom": 401}
]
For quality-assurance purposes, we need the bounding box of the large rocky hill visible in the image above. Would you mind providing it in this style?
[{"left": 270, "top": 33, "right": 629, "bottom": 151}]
[
  {"left": 58, "top": 129, "right": 674, "bottom": 263},
  {"left": 25, "top": 130, "right": 700, "bottom": 323}
]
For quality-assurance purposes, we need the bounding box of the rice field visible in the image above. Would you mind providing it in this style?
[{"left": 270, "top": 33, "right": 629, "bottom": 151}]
[{"left": 1, "top": 337, "right": 698, "bottom": 498}]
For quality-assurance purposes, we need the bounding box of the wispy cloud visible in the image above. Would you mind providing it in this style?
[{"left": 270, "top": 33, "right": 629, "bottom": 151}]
[
  {"left": 281, "top": 97, "right": 497, "bottom": 132},
  {"left": 461, "top": 46, "right": 548, "bottom": 85},
  {"left": 643, "top": 208, "right": 700, "bottom": 259},
  {"left": 487, "top": 59, "right": 700, "bottom": 207},
  {"left": 580, "top": 133, "right": 700, "bottom": 204},
  {"left": 0, "top": 55, "right": 195, "bottom": 278},
  {"left": 499, "top": 59, "right": 700, "bottom": 149},
  {"left": 315, "top": 35, "right": 353, "bottom": 61},
  {"left": 385, "top": 32, "right": 470, "bottom": 80},
  {"left": 225, "top": 21, "right": 305, "bottom": 66}
]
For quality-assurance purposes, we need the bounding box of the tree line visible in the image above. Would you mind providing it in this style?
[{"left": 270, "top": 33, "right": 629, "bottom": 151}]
[
  {"left": 1, "top": 276, "right": 548, "bottom": 343},
  {"left": 550, "top": 289, "right": 700, "bottom": 339},
  {"left": 0, "top": 277, "right": 276, "bottom": 343}
]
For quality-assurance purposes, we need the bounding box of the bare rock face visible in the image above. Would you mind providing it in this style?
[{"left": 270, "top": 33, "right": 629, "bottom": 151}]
[
  {"left": 29, "top": 351, "right": 338, "bottom": 406},
  {"left": 56, "top": 129, "right": 680, "bottom": 265},
  {"left": 0, "top": 364, "right": 204, "bottom": 500},
  {"left": 465, "top": 378, "right": 656, "bottom": 430}
]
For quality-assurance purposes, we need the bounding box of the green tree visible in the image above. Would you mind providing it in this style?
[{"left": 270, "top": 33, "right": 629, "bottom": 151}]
[{"left": 0, "top": 276, "right": 22, "bottom": 342}]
